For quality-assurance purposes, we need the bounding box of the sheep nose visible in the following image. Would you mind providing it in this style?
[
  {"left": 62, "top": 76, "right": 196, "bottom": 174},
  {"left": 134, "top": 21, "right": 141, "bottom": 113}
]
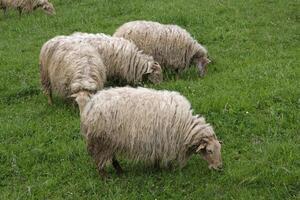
[{"left": 209, "top": 163, "right": 223, "bottom": 171}]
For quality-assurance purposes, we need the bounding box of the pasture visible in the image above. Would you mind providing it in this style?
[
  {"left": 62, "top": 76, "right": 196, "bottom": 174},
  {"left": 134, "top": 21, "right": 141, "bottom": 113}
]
[{"left": 0, "top": 0, "right": 299, "bottom": 199}]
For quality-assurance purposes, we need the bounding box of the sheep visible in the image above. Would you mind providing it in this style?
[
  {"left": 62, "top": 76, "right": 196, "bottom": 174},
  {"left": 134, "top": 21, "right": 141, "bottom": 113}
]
[
  {"left": 39, "top": 36, "right": 106, "bottom": 105},
  {"left": 73, "top": 86, "right": 222, "bottom": 178},
  {"left": 113, "top": 20, "right": 211, "bottom": 77},
  {"left": 0, "top": 0, "right": 55, "bottom": 16},
  {"left": 70, "top": 32, "right": 163, "bottom": 85}
]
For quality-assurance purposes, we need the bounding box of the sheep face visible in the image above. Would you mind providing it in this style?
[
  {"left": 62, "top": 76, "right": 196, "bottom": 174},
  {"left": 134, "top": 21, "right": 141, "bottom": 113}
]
[
  {"left": 71, "top": 91, "right": 92, "bottom": 114},
  {"left": 40, "top": 1, "right": 55, "bottom": 15},
  {"left": 196, "top": 137, "right": 222, "bottom": 170},
  {"left": 146, "top": 62, "right": 163, "bottom": 84},
  {"left": 192, "top": 54, "right": 211, "bottom": 77}
]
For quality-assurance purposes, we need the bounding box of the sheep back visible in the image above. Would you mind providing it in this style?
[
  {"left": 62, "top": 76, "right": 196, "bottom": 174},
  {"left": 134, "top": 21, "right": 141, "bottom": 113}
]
[
  {"left": 113, "top": 20, "right": 208, "bottom": 71},
  {"left": 71, "top": 32, "right": 162, "bottom": 84},
  {"left": 0, "top": 0, "right": 55, "bottom": 14},
  {"left": 39, "top": 36, "right": 106, "bottom": 98},
  {"left": 81, "top": 87, "right": 216, "bottom": 167}
]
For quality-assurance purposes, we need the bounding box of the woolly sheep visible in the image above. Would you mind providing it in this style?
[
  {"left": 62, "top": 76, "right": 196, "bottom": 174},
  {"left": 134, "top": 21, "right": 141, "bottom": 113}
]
[
  {"left": 39, "top": 36, "right": 106, "bottom": 105},
  {"left": 73, "top": 87, "right": 222, "bottom": 177},
  {"left": 113, "top": 20, "right": 211, "bottom": 77},
  {"left": 71, "top": 32, "right": 163, "bottom": 84},
  {"left": 0, "top": 0, "right": 55, "bottom": 16}
]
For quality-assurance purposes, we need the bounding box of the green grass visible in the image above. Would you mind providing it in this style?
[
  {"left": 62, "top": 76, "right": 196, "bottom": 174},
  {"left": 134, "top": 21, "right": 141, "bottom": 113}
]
[{"left": 0, "top": 0, "right": 299, "bottom": 199}]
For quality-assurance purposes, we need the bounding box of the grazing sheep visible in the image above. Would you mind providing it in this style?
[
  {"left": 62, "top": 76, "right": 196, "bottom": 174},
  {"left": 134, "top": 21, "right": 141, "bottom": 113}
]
[
  {"left": 73, "top": 87, "right": 222, "bottom": 177},
  {"left": 113, "top": 20, "right": 211, "bottom": 77},
  {"left": 0, "top": 0, "right": 55, "bottom": 16},
  {"left": 71, "top": 32, "right": 163, "bottom": 84},
  {"left": 39, "top": 36, "right": 106, "bottom": 105}
]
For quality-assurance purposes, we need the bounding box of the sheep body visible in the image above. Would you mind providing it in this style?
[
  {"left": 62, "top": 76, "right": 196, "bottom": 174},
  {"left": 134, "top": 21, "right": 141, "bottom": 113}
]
[
  {"left": 78, "top": 87, "right": 222, "bottom": 176},
  {"left": 0, "top": 0, "right": 55, "bottom": 16},
  {"left": 71, "top": 32, "right": 162, "bottom": 84},
  {"left": 113, "top": 20, "right": 210, "bottom": 76},
  {"left": 39, "top": 36, "right": 106, "bottom": 104}
]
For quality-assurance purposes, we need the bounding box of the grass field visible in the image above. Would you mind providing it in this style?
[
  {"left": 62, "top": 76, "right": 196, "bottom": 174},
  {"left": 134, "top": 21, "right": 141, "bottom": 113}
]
[{"left": 0, "top": 0, "right": 299, "bottom": 199}]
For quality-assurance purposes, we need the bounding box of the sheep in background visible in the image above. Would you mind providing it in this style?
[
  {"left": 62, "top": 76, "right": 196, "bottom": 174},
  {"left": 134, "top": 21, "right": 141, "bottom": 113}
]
[
  {"left": 39, "top": 36, "right": 106, "bottom": 105},
  {"left": 71, "top": 32, "right": 163, "bottom": 85},
  {"left": 113, "top": 20, "right": 211, "bottom": 77},
  {"left": 0, "top": 0, "right": 55, "bottom": 16},
  {"left": 73, "top": 87, "right": 222, "bottom": 177}
]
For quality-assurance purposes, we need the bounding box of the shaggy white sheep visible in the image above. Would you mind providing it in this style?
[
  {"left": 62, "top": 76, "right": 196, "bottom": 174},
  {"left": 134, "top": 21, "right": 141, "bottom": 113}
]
[
  {"left": 0, "top": 0, "right": 55, "bottom": 16},
  {"left": 73, "top": 87, "right": 222, "bottom": 177},
  {"left": 113, "top": 20, "right": 211, "bottom": 77},
  {"left": 39, "top": 36, "right": 106, "bottom": 105},
  {"left": 71, "top": 32, "right": 163, "bottom": 84}
]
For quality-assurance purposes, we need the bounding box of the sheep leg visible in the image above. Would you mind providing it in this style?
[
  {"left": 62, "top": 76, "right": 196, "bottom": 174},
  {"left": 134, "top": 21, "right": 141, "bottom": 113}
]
[
  {"left": 17, "top": 7, "right": 22, "bottom": 17},
  {"left": 112, "top": 156, "right": 123, "bottom": 175},
  {"left": 87, "top": 138, "right": 112, "bottom": 179},
  {"left": 175, "top": 69, "right": 180, "bottom": 80},
  {"left": 97, "top": 168, "right": 109, "bottom": 179},
  {"left": 2, "top": 7, "right": 7, "bottom": 17},
  {"left": 166, "top": 162, "right": 173, "bottom": 170},
  {"left": 95, "top": 157, "right": 111, "bottom": 179},
  {"left": 154, "top": 159, "right": 160, "bottom": 170},
  {"left": 47, "top": 89, "right": 53, "bottom": 105}
]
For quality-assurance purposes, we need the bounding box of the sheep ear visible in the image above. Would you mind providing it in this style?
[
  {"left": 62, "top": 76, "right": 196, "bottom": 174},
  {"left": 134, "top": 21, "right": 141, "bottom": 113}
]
[
  {"left": 145, "top": 66, "right": 154, "bottom": 74},
  {"left": 196, "top": 138, "right": 209, "bottom": 152},
  {"left": 153, "top": 62, "right": 160, "bottom": 67},
  {"left": 146, "top": 62, "right": 161, "bottom": 74},
  {"left": 196, "top": 143, "right": 206, "bottom": 152},
  {"left": 70, "top": 93, "right": 78, "bottom": 98},
  {"left": 203, "top": 57, "right": 211, "bottom": 65},
  {"left": 145, "top": 67, "right": 153, "bottom": 74}
]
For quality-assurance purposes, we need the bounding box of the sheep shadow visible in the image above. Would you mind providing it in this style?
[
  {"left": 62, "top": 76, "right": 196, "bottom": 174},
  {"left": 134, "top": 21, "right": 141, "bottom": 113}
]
[{"left": 95, "top": 156, "right": 218, "bottom": 181}]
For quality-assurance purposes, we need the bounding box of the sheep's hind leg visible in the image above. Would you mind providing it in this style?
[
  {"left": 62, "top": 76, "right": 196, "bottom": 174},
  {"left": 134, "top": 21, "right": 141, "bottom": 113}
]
[
  {"left": 47, "top": 89, "right": 53, "bottom": 105},
  {"left": 112, "top": 156, "right": 123, "bottom": 175},
  {"left": 154, "top": 159, "right": 160, "bottom": 170}
]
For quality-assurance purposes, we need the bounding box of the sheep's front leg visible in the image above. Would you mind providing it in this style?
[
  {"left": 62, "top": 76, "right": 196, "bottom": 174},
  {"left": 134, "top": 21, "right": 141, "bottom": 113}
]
[
  {"left": 175, "top": 69, "right": 180, "bottom": 80},
  {"left": 2, "top": 7, "right": 7, "bottom": 17},
  {"left": 17, "top": 7, "right": 22, "bottom": 17},
  {"left": 112, "top": 156, "right": 123, "bottom": 175},
  {"left": 96, "top": 157, "right": 111, "bottom": 179},
  {"left": 47, "top": 89, "right": 53, "bottom": 105},
  {"left": 97, "top": 167, "right": 109, "bottom": 179}
]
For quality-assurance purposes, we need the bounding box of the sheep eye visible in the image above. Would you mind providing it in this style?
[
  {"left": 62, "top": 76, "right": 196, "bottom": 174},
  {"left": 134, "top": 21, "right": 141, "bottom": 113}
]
[{"left": 207, "top": 150, "right": 213, "bottom": 154}]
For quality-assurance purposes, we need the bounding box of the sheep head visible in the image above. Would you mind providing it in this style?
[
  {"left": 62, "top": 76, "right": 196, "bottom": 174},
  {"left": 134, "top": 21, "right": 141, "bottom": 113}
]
[
  {"left": 145, "top": 61, "right": 163, "bottom": 84},
  {"left": 192, "top": 52, "right": 211, "bottom": 77},
  {"left": 40, "top": 0, "right": 55, "bottom": 15},
  {"left": 196, "top": 136, "right": 222, "bottom": 170},
  {"left": 70, "top": 91, "right": 92, "bottom": 114}
]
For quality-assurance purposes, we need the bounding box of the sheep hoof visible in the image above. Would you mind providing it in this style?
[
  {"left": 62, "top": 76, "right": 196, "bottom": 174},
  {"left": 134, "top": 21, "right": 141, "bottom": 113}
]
[
  {"left": 48, "top": 99, "right": 53, "bottom": 105},
  {"left": 98, "top": 169, "right": 110, "bottom": 179},
  {"left": 47, "top": 92, "right": 53, "bottom": 105},
  {"left": 116, "top": 169, "right": 123, "bottom": 176},
  {"left": 112, "top": 157, "right": 123, "bottom": 175}
]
